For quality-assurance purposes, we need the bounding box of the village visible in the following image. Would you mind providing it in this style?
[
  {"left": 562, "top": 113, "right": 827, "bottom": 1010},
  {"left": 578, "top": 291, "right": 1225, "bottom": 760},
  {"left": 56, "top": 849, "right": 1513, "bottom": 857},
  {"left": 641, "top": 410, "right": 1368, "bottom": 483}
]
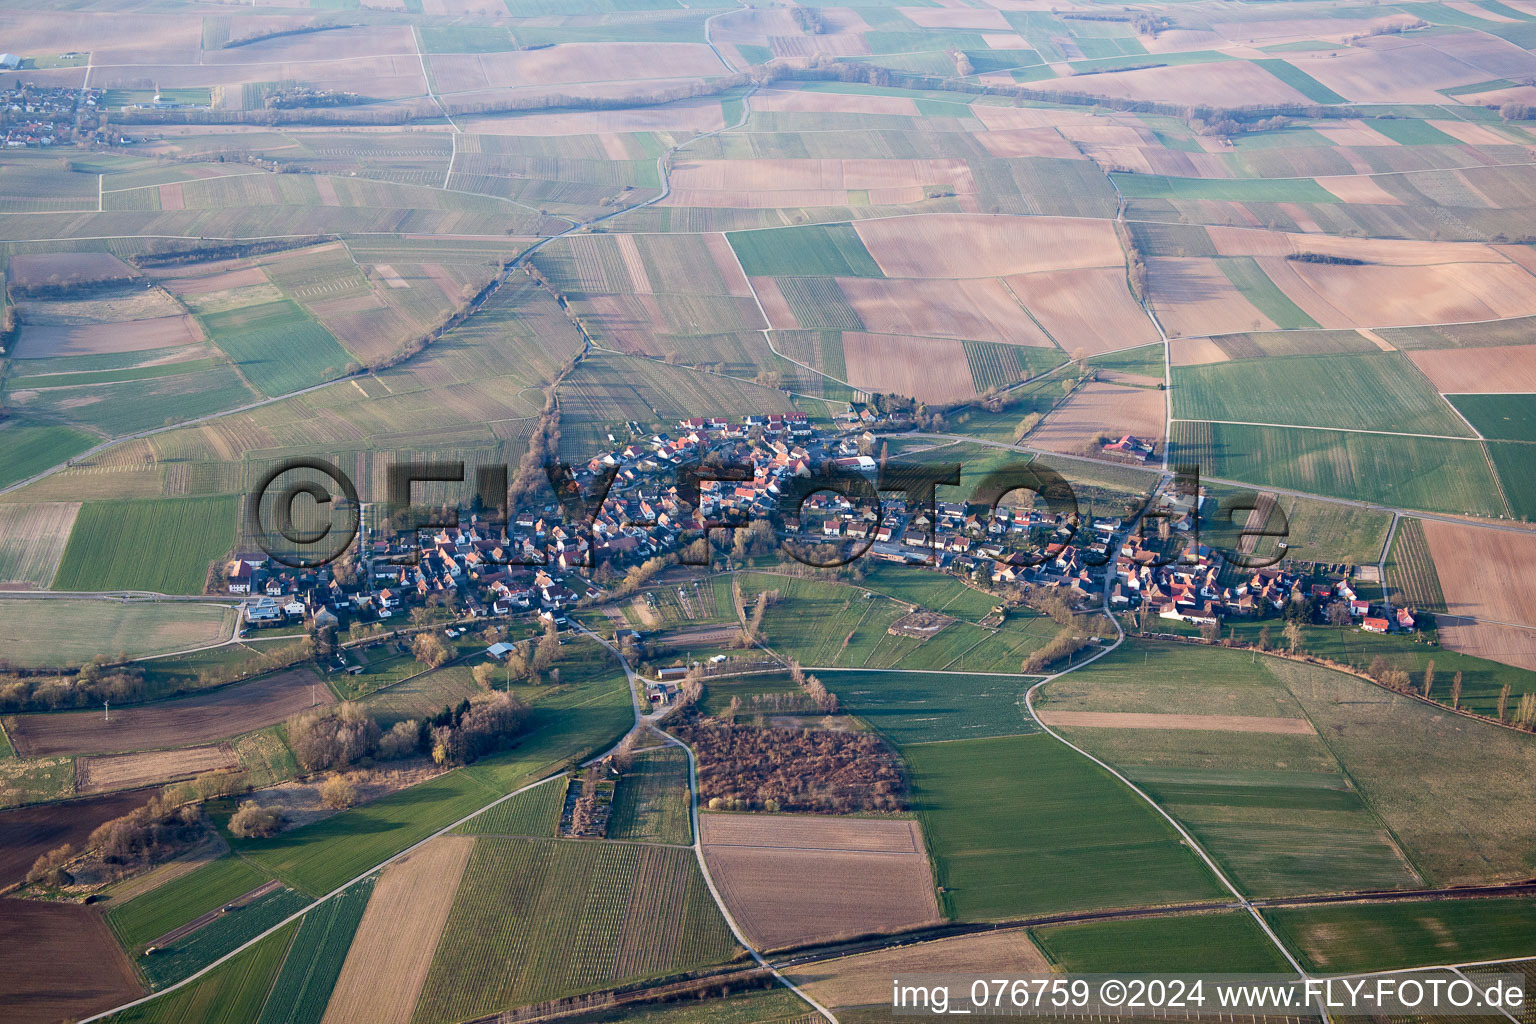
[
  {"left": 1, "top": 81, "right": 100, "bottom": 147},
  {"left": 229, "top": 412, "right": 1425, "bottom": 656}
]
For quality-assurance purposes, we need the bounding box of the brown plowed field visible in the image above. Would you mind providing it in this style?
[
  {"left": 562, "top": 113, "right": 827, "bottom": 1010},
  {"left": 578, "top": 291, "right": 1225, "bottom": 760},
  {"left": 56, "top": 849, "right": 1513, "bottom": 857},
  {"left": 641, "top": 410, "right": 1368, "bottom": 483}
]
[
  {"left": 76, "top": 744, "right": 238, "bottom": 794},
  {"left": 1421, "top": 520, "right": 1536, "bottom": 631},
  {"left": 900, "top": 6, "right": 1010, "bottom": 29},
  {"left": 1148, "top": 258, "right": 1275, "bottom": 338},
  {"left": 8, "top": 253, "right": 135, "bottom": 291},
  {"left": 754, "top": 86, "right": 919, "bottom": 116},
  {"left": 1276, "top": 260, "right": 1536, "bottom": 329},
  {"left": 790, "top": 929, "right": 1049, "bottom": 1010},
  {"left": 1407, "top": 344, "right": 1536, "bottom": 393},
  {"left": 699, "top": 813, "right": 940, "bottom": 951},
  {"left": 1435, "top": 620, "right": 1536, "bottom": 673},
  {"left": 1169, "top": 337, "right": 1230, "bottom": 366},
  {"left": 469, "top": 43, "right": 725, "bottom": 89},
  {"left": 1286, "top": 38, "right": 1490, "bottom": 104},
  {"left": 854, "top": 215, "right": 1122, "bottom": 279},
  {"left": 1028, "top": 381, "right": 1165, "bottom": 456},
  {"left": 1010, "top": 267, "right": 1160, "bottom": 356},
  {"left": 0, "top": 788, "right": 155, "bottom": 886},
  {"left": 321, "top": 835, "right": 475, "bottom": 1024},
  {"left": 842, "top": 333, "right": 977, "bottom": 404},
  {"left": 161, "top": 266, "right": 269, "bottom": 296},
  {"left": 11, "top": 315, "right": 202, "bottom": 358},
  {"left": 838, "top": 277, "right": 1051, "bottom": 347},
  {"left": 1039, "top": 710, "right": 1314, "bottom": 734},
  {"left": 0, "top": 899, "right": 143, "bottom": 1024},
  {"left": 5, "top": 667, "right": 330, "bottom": 757},
  {"left": 975, "top": 128, "right": 1084, "bottom": 160},
  {"left": 1033, "top": 60, "right": 1311, "bottom": 107}
]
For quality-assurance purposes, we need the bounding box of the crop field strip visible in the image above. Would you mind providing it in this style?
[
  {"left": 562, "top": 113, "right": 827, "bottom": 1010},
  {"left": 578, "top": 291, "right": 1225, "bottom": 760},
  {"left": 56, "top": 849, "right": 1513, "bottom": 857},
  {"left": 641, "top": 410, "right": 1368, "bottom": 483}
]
[
  {"left": 1383, "top": 518, "right": 1448, "bottom": 613},
  {"left": 1038, "top": 641, "right": 1424, "bottom": 898},
  {"left": 256, "top": 877, "right": 375, "bottom": 1024},
  {"left": 410, "top": 836, "right": 739, "bottom": 1023},
  {"left": 451, "top": 773, "right": 565, "bottom": 837},
  {"left": 1168, "top": 420, "right": 1507, "bottom": 518},
  {"left": 905, "top": 732, "right": 1228, "bottom": 921},
  {"left": 607, "top": 745, "right": 692, "bottom": 845},
  {"left": 51, "top": 496, "right": 238, "bottom": 595},
  {"left": 108, "top": 854, "right": 275, "bottom": 951},
  {"left": 1032, "top": 910, "right": 1297, "bottom": 974}
]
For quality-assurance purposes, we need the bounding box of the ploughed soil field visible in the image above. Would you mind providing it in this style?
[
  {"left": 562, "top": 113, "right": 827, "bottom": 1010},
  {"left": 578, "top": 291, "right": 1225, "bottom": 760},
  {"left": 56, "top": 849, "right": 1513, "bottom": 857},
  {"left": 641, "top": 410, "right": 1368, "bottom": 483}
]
[
  {"left": 0, "top": 898, "right": 143, "bottom": 1024},
  {"left": 3, "top": 667, "right": 329, "bottom": 757},
  {"left": 0, "top": 787, "right": 155, "bottom": 886}
]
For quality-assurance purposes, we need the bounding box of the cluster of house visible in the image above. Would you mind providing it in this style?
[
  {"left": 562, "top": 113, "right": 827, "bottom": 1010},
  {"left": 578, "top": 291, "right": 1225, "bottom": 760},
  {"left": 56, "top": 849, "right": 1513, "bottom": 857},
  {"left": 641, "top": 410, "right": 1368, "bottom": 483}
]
[
  {"left": 230, "top": 412, "right": 1409, "bottom": 638},
  {"left": 1111, "top": 531, "right": 1414, "bottom": 632},
  {"left": 1, "top": 83, "right": 99, "bottom": 146}
]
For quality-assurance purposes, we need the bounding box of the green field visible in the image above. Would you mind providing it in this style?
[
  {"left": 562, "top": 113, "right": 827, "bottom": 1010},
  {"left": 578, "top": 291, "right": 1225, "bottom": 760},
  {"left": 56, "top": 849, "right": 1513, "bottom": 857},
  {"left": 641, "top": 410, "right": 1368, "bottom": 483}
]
[
  {"left": 904, "top": 733, "right": 1227, "bottom": 921},
  {"left": 0, "top": 599, "right": 232, "bottom": 667},
  {"left": 105, "top": 920, "right": 298, "bottom": 1024},
  {"left": 51, "top": 497, "right": 237, "bottom": 594},
  {"left": 1112, "top": 174, "right": 1339, "bottom": 203},
  {"left": 740, "top": 572, "right": 1059, "bottom": 674},
  {"left": 726, "top": 224, "right": 884, "bottom": 278},
  {"left": 108, "top": 854, "right": 273, "bottom": 949},
  {"left": 1201, "top": 485, "right": 1392, "bottom": 566},
  {"left": 822, "top": 669, "right": 1039, "bottom": 745},
  {"left": 454, "top": 774, "right": 566, "bottom": 837},
  {"left": 1266, "top": 897, "right": 1536, "bottom": 973},
  {"left": 1216, "top": 258, "right": 1321, "bottom": 331},
  {"left": 0, "top": 421, "right": 96, "bottom": 490},
  {"left": 1383, "top": 517, "right": 1447, "bottom": 612},
  {"left": 256, "top": 877, "right": 374, "bottom": 1024},
  {"left": 1086, "top": 343, "right": 1164, "bottom": 380},
  {"left": 1448, "top": 393, "right": 1536, "bottom": 442},
  {"left": 1152, "top": 616, "right": 1533, "bottom": 721},
  {"left": 1033, "top": 911, "right": 1295, "bottom": 973},
  {"left": 198, "top": 299, "right": 354, "bottom": 397},
  {"left": 1267, "top": 657, "right": 1536, "bottom": 885},
  {"left": 963, "top": 340, "right": 1066, "bottom": 391},
  {"left": 410, "top": 837, "right": 740, "bottom": 1023},
  {"left": 1366, "top": 118, "right": 1462, "bottom": 146},
  {"left": 1487, "top": 440, "right": 1536, "bottom": 519},
  {"left": 141, "top": 885, "right": 310, "bottom": 989},
  {"left": 608, "top": 745, "right": 692, "bottom": 845},
  {"left": 1252, "top": 59, "right": 1348, "bottom": 104},
  {"left": 1041, "top": 641, "right": 1423, "bottom": 897},
  {"left": 1173, "top": 352, "right": 1469, "bottom": 436},
  {"left": 1169, "top": 421, "right": 1504, "bottom": 517}
]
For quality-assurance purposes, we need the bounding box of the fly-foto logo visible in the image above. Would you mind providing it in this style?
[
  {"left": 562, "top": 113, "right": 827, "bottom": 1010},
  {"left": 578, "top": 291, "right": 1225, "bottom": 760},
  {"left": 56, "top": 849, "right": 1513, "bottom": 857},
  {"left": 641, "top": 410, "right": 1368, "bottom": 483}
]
[{"left": 246, "top": 457, "right": 1289, "bottom": 571}]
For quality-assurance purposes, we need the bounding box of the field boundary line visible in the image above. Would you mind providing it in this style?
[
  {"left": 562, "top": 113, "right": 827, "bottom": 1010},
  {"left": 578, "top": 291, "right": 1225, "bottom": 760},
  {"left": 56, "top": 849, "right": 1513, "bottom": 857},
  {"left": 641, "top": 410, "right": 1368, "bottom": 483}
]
[
  {"left": 412, "top": 25, "right": 458, "bottom": 133},
  {"left": 1018, "top": 484, "right": 1326, "bottom": 1017},
  {"left": 574, "top": 620, "right": 838, "bottom": 1022},
  {"left": 1276, "top": 666, "right": 1431, "bottom": 888},
  {"left": 656, "top": 724, "right": 842, "bottom": 1024}
]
